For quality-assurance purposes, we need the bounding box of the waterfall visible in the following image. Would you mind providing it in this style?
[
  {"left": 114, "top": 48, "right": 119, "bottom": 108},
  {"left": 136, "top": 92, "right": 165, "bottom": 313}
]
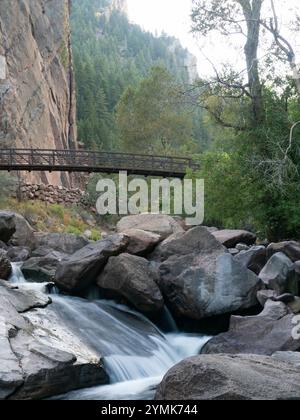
[
  {"left": 9, "top": 262, "right": 59, "bottom": 294},
  {"left": 9, "top": 262, "right": 25, "bottom": 284},
  {"left": 50, "top": 295, "right": 210, "bottom": 400},
  {"left": 8, "top": 262, "right": 211, "bottom": 400}
]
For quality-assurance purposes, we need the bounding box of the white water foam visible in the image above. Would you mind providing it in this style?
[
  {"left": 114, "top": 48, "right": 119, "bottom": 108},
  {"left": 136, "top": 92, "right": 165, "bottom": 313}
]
[{"left": 9, "top": 262, "right": 211, "bottom": 400}]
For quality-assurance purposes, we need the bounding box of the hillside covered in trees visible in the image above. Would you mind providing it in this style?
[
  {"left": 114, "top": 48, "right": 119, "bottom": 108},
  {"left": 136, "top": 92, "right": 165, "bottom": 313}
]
[{"left": 71, "top": 0, "right": 210, "bottom": 152}]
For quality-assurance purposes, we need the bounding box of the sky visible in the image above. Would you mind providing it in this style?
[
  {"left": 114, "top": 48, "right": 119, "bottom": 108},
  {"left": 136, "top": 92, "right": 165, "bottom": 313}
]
[{"left": 127, "top": 0, "right": 300, "bottom": 78}]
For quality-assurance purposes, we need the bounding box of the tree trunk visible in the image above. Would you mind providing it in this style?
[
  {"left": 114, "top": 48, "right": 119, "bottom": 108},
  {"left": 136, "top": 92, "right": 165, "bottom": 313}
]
[{"left": 238, "top": 0, "right": 265, "bottom": 124}]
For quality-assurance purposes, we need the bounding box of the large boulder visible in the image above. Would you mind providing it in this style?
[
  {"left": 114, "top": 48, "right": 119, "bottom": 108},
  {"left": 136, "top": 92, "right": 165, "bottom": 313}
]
[
  {"left": 0, "top": 212, "right": 15, "bottom": 243},
  {"left": 157, "top": 227, "right": 262, "bottom": 320},
  {"left": 123, "top": 229, "right": 161, "bottom": 256},
  {"left": 55, "top": 234, "right": 129, "bottom": 293},
  {"left": 0, "top": 281, "right": 108, "bottom": 400},
  {"left": 21, "top": 252, "right": 67, "bottom": 283},
  {"left": 259, "top": 252, "right": 293, "bottom": 293},
  {"left": 33, "top": 233, "right": 89, "bottom": 255},
  {"left": 202, "top": 301, "right": 300, "bottom": 356},
  {"left": 97, "top": 254, "right": 164, "bottom": 315},
  {"left": 256, "top": 289, "right": 278, "bottom": 306},
  {"left": 155, "top": 354, "right": 300, "bottom": 400},
  {"left": 0, "top": 281, "right": 51, "bottom": 313},
  {"left": 235, "top": 246, "right": 267, "bottom": 275},
  {"left": 117, "top": 214, "right": 184, "bottom": 240},
  {"left": 212, "top": 229, "right": 256, "bottom": 248},
  {"left": 151, "top": 226, "right": 224, "bottom": 262},
  {"left": 267, "top": 241, "right": 300, "bottom": 262},
  {"left": 0, "top": 211, "right": 36, "bottom": 249},
  {"left": 7, "top": 247, "right": 31, "bottom": 263},
  {"left": 9, "top": 213, "right": 36, "bottom": 249},
  {"left": 0, "top": 250, "right": 12, "bottom": 280},
  {"left": 9, "top": 328, "right": 107, "bottom": 400}
]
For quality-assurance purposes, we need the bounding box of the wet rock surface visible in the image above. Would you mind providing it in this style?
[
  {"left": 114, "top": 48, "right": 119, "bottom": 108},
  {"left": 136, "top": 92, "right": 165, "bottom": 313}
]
[{"left": 156, "top": 354, "right": 300, "bottom": 400}]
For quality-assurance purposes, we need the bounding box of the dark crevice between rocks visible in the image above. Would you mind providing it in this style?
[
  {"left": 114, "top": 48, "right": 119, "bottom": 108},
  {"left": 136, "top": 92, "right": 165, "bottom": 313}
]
[{"left": 174, "top": 305, "right": 263, "bottom": 336}]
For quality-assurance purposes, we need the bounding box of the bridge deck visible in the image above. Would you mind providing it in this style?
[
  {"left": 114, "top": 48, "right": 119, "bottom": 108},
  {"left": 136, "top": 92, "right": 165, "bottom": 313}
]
[{"left": 0, "top": 149, "right": 198, "bottom": 178}]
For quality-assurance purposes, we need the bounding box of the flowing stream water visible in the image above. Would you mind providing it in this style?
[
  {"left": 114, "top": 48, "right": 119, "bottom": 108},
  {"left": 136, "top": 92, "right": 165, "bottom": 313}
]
[{"left": 9, "top": 263, "right": 211, "bottom": 400}]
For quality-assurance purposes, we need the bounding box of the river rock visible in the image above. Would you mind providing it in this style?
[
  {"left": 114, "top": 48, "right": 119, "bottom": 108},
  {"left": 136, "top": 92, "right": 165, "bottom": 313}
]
[
  {"left": 22, "top": 252, "right": 67, "bottom": 283},
  {"left": 97, "top": 254, "right": 164, "bottom": 315},
  {"left": 259, "top": 252, "right": 293, "bottom": 293},
  {"left": 155, "top": 354, "right": 300, "bottom": 400},
  {"left": 124, "top": 229, "right": 161, "bottom": 256},
  {"left": 0, "top": 319, "right": 24, "bottom": 399},
  {"left": 229, "top": 248, "right": 239, "bottom": 256},
  {"left": 257, "top": 290, "right": 278, "bottom": 306},
  {"left": 235, "top": 246, "right": 267, "bottom": 275},
  {"left": 9, "top": 327, "right": 107, "bottom": 400},
  {"left": 258, "top": 299, "right": 289, "bottom": 319},
  {"left": 0, "top": 241, "right": 8, "bottom": 251},
  {"left": 0, "top": 250, "right": 12, "bottom": 280},
  {"left": 55, "top": 234, "right": 129, "bottom": 293},
  {"left": 0, "top": 281, "right": 108, "bottom": 400},
  {"left": 157, "top": 227, "right": 262, "bottom": 320},
  {"left": 7, "top": 247, "right": 31, "bottom": 262},
  {"left": 117, "top": 214, "right": 184, "bottom": 240},
  {"left": 9, "top": 213, "right": 36, "bottom": 249},
  {"left": 0, "top": 281, "right": 51, "bottom": 313},
  {"left": 202, "top": 301, "right": 300, "bottom": 355},
  {"left": 31, "top": 246, "right": 61, "bottom": 258},
  {"left": 0, "top": 212, "right": 16, "bottom": 243},
  {"left": 152, "top": 226, "right": 228, "bottom": 262},
  {"left": 267, "top": 241, "right": 300, "bottom": 262},
  {"left": 33, "top": 233, "right": 89, "bottom": 255},
  {"left": 236, "top": 243, "right": 250, "bottom": 252},
  {"left": 212, "top": 229, "right": 257, "bottom": 248},
  {"left": 272, "top": 352, "right": 300, "bottom": 368}
]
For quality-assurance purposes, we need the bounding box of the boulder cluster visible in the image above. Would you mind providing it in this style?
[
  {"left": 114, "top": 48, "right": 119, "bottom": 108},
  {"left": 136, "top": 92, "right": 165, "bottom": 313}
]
[{"left": 1, "top": 210, "right": 300, "bottom": 400}]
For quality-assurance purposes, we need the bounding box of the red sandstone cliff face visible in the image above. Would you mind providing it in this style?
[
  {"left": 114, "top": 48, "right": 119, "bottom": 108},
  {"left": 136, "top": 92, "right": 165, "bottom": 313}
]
[{"left": 0, "top": 0, "right": 77, "bottom": 186}]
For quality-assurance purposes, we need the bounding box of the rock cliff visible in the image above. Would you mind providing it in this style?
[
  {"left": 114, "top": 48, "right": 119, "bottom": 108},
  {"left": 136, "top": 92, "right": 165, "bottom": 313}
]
[{"left": 0, "top": 0, "right": 77, "bottom": 186}]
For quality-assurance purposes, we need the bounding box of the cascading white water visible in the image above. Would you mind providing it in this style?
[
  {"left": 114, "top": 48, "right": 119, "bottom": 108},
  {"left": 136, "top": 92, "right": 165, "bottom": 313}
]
[
  {"left": 9, "top": 262, "right": 211, "bottom": 400},
  {"left": 50, "top": 296, "right": 210, "bottom": 400},
  {"left": 9, "top": 262, "right": 25, "bottom": 283},
  {"left": 9, "top": 262, "right": 59, "bottom": 294}
]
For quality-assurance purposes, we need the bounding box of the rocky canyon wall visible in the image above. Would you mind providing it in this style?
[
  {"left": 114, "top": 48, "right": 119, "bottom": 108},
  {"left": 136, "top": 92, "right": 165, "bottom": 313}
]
[{"left": 0, "top": 0, "right": 77, "bottom": 186}]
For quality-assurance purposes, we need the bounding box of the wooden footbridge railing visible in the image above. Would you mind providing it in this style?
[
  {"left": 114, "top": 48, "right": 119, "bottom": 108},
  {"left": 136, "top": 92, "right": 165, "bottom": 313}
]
[{"left": 0, "top": 149, "right": 198, "bottom": 178}]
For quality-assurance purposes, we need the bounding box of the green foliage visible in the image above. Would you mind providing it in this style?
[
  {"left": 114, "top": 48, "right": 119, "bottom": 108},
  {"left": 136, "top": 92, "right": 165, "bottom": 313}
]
[
  {"left": 48, "top": 204, "right": 65, "bottom": 221},
  {"left": 90, "top": 229, "right": 102, "bottom": 241},
  {"left": 64, "top": 225, "right": 83, "bottom": 236},
  {"left": 116, "top": 67, "right": 197, "bottom": 154},
  {"left": 71, "top": 0, "right": 209, "bottom": 151},
  {"left": 197, "top": 88, "right": 300, "bottom": 241}
]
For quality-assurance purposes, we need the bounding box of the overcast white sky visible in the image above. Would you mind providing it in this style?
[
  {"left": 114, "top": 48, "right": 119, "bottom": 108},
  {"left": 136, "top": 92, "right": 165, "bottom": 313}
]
[{"left": 127, "top": 0, "right": 300, "bottom": 78}]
